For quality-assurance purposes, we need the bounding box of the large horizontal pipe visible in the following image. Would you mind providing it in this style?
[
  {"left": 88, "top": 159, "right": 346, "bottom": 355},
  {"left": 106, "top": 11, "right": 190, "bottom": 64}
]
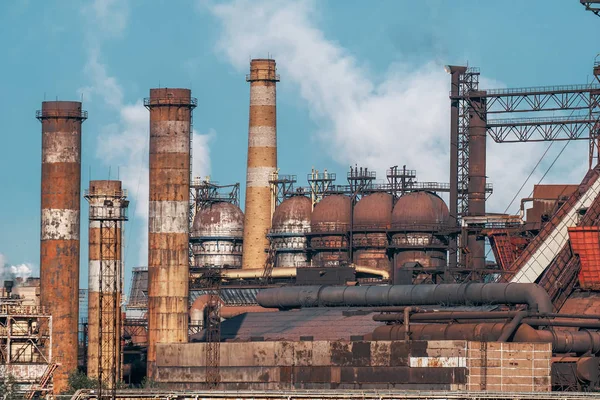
[
  {"left": 256, "top": 283, "right": 553, "bottom": 313},
  {"left": 372, "top": 322, "right": 600, "bottom": 355},
  {"left": 220, "top": 265, "right": 389, "bottom": 280},
  {"left": 373, "top": 311, "right": 520, "bottom": 322}
]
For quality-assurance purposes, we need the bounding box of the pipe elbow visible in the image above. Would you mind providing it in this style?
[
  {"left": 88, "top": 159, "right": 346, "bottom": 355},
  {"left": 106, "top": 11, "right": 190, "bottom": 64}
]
[{"left": 521, "top": 283, "right": 553, "bottom": 314}]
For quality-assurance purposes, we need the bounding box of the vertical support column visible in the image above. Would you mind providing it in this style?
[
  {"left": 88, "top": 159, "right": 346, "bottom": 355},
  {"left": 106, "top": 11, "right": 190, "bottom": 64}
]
[
  {"left": 447, "top": 66, "right": 467, "bottom": 275},
  {"left": 145, "top": 89, "right": 196, "bottom": 377},
  {"left": 468, "top": 93, "right": 487, "bottom": 271},
  {"left": 37, "top": 101, "right": 86, "bottom": 393},
  {"left": 242, "top": 59, "right": 280, "bottom": 269},
  {"left": 85, "top": 180, "right": 128, "bottom": 391}
]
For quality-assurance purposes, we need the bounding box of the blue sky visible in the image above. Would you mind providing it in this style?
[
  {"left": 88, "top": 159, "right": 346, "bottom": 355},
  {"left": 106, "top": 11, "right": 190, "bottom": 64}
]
[{"left": 0, "top": 0, "right": 598, "bottom": 291}]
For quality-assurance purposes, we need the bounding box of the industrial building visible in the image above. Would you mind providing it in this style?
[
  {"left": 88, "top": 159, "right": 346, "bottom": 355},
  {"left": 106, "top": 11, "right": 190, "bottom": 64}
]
[{"left": 5, "top": 2, "right": 600, "bottom": 398}]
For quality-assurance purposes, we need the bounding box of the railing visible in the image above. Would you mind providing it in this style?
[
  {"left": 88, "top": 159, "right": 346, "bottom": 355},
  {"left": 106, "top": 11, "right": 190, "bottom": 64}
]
[
  {"left": 143, "top": 97, "right": 198, "bottom": 108},
  {"left": 36, "top": 109, "right": 88, "bottom": 120},
  {"left": 84, "top": 188, "right": 128, "bottom": 198},
  {"left": 488, "top": 114, "right": 594, "bottom": 126}
]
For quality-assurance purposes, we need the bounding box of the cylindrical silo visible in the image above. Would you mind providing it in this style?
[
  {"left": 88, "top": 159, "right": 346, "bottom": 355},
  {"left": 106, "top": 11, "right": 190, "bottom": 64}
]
[
  {"left": 37, "top": 101, "right": 86, "bottom": 393},
  {"left": 242, "top": 59, "right": 279, "bottom": 269},
  {"left": 191, "top": 202, "right": 244, "bottom": 268},
  {"left": 390, "top": 191, "right": 450, "bottom": 282},
  {"left": 308, "top": 195, "right": 351, "bottom": 267},
  {"left": 85, "top": 180, "right": 128, "bottom": 387},
  {"left": 269, "top": 195, "right": 312, "bottom": 267},
  {"left": 352, "top": 193, "right": 392, "bottom": 272},
  {"left": 145, "top": 88, "right": 196, "bottom": 377}
]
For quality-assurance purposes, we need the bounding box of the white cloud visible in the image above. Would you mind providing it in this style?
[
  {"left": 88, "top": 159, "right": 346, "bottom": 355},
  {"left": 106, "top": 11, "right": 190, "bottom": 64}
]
[
  {"left": 82, "top": 0, "right": 130, "bottom": 38},
  {"left": 206, "top": 0, "right": 587, "bottom": 213},
  {"left": 79, "top": 0, "right": 214, "bottom": 266}
]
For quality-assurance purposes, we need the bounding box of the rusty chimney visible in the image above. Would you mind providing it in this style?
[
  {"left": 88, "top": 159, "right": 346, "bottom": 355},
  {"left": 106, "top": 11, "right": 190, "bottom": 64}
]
[
  {"left": 467, "top": 92, "right": 487, "bottom": 271},
  {"left": 84, "top": 180, "right": 128, "bottom": 387},
  {"left": 242, "top": 59, "right": 279, "bottom": 269},
  {"left": 37, "top": 101, "right": 86, "bottom": 393},
  {"left": 144, "top": 88, "right": 196, "bottom": 377}
]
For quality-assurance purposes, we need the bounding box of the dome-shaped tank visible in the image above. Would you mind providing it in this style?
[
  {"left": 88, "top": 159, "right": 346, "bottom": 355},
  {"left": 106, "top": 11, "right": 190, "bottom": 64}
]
[
  {"left": 311, "top": 195, "right": 351, "bottom": 232},
  {"left": 191, "top": 202, "right": 244, "bottom": 268},
  {"left": 352, "top": 193, "right": 392, "bottom": 274},
  {"left": 270, "top": 195, "right": 312, "bottom": 268},
  {"left": 309, "top": 195, "right": 351, "bottom": 267},
  {"left": 272, "top": 195, "right": 312, "bottom": 232},
  {"left": 392, "top": 191, "right": 449, "bottom": 229},
  {"left": 390, "top": 191, "right": 450, "bottom": 282},
  {"left": 353, "top": 193, "right": 393, "bottom": 230}
]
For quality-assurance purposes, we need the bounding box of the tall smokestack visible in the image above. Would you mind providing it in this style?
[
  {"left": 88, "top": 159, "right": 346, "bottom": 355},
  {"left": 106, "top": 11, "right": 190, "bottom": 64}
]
[
  {"left": 242, "top": 59, "right": 279, "bottom": 269},
  {"left": 468, "top": 92, "right": 487, "bottom": 271},
  {"left": 37, "top": 101, "right": 86, "bottom": 393},
  {"left": 85, "top": 180, "right": 128, "bottom": 388},
  {"left": 145, "top": 88, "right": 196, "bottom": 377}
]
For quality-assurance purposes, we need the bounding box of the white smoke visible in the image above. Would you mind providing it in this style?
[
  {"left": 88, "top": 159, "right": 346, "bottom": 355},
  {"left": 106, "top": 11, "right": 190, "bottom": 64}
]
[
  {"left": 206, "top": 0, "right": 587, "bottom": 212},
  {"left": 0, "top": 253, "right": 35, "bottom": 281}
]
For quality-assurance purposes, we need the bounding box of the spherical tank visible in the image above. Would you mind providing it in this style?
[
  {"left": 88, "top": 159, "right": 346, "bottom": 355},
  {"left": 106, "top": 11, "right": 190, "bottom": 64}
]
[
  {"left": 191, "top": 201, "right": 244, "bottom": 268},
  {"left": 391, "top": 191, "right": 450, "bottom": 279},
  {"left": 352, "top": 193, "right": 392, "bottom": 273},
  {"left": 270, "top": 195, "right": 312, "bottom": 267},
  {"left": 392, "top": 191, "right": 449, "bottom": 229},
  {"left": 309, "top": 195, "right": 351, "bottom": 267}
]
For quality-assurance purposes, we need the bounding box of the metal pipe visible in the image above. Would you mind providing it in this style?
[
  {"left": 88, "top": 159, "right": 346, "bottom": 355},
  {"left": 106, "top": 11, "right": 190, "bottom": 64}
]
[
  {"left": 523, "top": 319, "right": 600, "bottom": 329},
  {"left": 220, "top": 265, "right": 390, "bottom": 280},
  {"left": 221, "top": 267, "right": 296, "bottom": 280},
  {"left": 372, "top": 311, "right": 519, "bottom": 322},
  {"left": 404, "top": 307, "right": 411, "bottom": 341},
  {"left": 498, "top": 311, "right": 528, "bottom": 342},
  {"left": 256, "top": 283, "right": 553, "bottom": 313}
]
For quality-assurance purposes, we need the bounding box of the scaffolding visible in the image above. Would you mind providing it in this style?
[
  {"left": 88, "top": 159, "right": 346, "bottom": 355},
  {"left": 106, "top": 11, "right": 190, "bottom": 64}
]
[
  {"left": 0, "top": 303, "right": 54, "bottom": 396},
  {"left": 84, "top": 188, "right": 129, "bottom": 399}
]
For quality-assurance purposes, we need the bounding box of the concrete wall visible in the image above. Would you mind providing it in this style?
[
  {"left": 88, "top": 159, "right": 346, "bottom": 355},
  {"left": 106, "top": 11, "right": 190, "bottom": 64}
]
[{"left": 155, "top": 340, "right": 551, "bottom": 391}]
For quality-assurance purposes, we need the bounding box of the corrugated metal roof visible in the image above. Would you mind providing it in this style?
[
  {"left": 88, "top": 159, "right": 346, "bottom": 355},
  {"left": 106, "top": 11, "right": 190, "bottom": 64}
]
[
  {"left": 189, "top": 287, "right": 260, "bottom": 306},
  {"left": 192, "top": 308, "right": 380, "bottom": 342}
]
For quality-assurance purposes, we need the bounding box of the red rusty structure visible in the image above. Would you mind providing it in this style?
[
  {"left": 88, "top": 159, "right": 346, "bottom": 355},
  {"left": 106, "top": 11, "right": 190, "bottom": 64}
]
[
  {"left": 84, "top": 180, "right": 128, "bottom": 395},
  {"left": 144, "top": 88, "right": 197, "bottom": 377},
  {"left": 242, "top": 59, "right": 280, "bottom": 270},
  {"left": 37, "top": 101, "right": 87, "bottom": 393},
  {"left": 569, "top": 226, "right": 600, "bottom": 290}
]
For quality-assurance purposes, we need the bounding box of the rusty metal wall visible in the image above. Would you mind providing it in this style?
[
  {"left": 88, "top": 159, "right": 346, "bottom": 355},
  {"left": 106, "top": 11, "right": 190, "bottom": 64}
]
[
  {"left": 155, "top": 340, "right": 470, "bottom": 390},
  {"left": 145, "top": 88, "right": 196, "bottom": 377},
  {"left": 352, "top": 193, "right": 392, "bottom": 272},
  {"left": 242, "top": 59, "right": 279, "bottom": 269},
  {"left": 38, "top": 101, "right": 86, "bottom": 393},
  {"left": 85, "top": 180, "right": 127, "bottom": 384}
]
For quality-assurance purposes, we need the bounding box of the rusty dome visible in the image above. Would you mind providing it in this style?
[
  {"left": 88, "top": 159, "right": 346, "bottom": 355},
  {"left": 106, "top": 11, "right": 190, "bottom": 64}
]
[
  {"left": 272, "top": 195, "right": 312, "bottom": 232},
  {"left": 392, "top": 191, "right": 449, "bottom": 229},
  {"left": 311, "top": 195, "right": 351, "bottom": 233},
  {"left": 354, "top": 193, "right": 393, "bottom": 230},
  {"left": 192, "top": 201, "right": 244, "bottom": 237}
]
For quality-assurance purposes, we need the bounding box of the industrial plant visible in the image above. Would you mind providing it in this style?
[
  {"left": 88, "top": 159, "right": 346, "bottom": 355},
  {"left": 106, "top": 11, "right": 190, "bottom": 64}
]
[{"left": 6, "top": 2, "right": 600, "bottom": 399}]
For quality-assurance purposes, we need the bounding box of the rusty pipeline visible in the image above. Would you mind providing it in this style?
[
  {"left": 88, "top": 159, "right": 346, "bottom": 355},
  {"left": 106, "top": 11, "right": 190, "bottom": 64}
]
[
  {"left": 256, "top": 283, "right": 553, "bottom": 313},
  {"left": 372, "top": 322, "right": 600, "bottom": 355}
]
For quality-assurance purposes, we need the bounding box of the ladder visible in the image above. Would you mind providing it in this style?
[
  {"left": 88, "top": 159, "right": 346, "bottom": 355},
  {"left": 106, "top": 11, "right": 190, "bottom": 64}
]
[
  {"left": 25, "top": 362, "right": 58, "bottom": 400},
  {"left": 262, "top": 246, "right": 276, "bottom": 284}
]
